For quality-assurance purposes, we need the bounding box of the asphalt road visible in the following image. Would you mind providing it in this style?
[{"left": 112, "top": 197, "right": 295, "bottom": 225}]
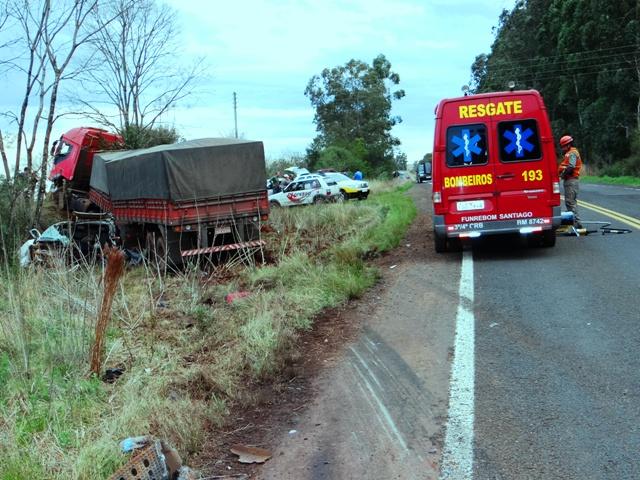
[
  {"left": 472, "top": 182, "right": 640, "bottom": 479},
  {"left": 258, "top": 181, "right": 640, "bottom": 480}
]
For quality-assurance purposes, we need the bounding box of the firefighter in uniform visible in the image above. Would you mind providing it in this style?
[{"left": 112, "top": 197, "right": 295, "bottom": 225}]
[{"left": 558, "top": 135, "right": 583, "bottom": 228}]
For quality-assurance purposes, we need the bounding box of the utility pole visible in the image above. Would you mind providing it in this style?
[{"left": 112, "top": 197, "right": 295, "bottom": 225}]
[{"left": 233, "top": 92, "right": 238, "bottom": 138}]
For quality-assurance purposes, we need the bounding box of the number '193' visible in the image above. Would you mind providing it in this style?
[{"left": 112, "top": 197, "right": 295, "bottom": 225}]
[{"left": 521, "top": 169, "right": 543, "bottom": 181}]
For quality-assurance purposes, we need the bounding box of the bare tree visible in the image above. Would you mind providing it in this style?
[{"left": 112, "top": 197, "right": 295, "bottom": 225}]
[
  {"left": 7, "top": 0, "right": 49, "bottom": 177},
  {"left": 0, "top": 1, "right": 12, "bottom": 180},
  {"left": 33, "top": 0, "right": 107, "bottom": 222},
  {"left": 0, "top": 0, "right": 119, "bottom": 227},
  {"left": 79, "top": 0, "right": 203, "bottom": 139}
]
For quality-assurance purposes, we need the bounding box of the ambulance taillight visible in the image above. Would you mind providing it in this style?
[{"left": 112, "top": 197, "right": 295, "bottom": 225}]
[{"left": 433, "top": 191, "right": 442, "bottom": 203}]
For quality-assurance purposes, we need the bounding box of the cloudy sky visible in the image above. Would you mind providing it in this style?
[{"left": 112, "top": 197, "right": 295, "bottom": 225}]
[{"left": 0, "top": 0, "right": 516, "bottom": 165}]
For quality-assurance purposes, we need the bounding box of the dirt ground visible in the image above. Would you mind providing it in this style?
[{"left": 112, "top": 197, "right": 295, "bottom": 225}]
[{"left": 192, "top": 185, "right": 457, "bottom": 479}]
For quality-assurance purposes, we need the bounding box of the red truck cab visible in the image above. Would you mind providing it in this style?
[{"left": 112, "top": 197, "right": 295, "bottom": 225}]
[
  {"left": 432, "top": 90, "right": 561, "bottom": 252},
  {"left": 49, "top": 127, "right": 123, "bottom": 190}
]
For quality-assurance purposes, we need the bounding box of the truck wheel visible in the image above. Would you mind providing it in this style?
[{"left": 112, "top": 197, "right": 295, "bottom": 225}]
[
  {"left": 243, "top": 221, "right": 260, "bottom": 242},
  {"left": 146, "top": 229, "right": 182, "bottom": 273},
  {"left": 434, "top": 231, "right": 448, "bottom": 253}
]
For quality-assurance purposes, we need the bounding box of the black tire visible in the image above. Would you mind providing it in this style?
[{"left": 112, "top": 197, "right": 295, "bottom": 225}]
[
  {"left": 541, "top": 228, "right": 556, "bottom": 248},
  {"left": 448, "top": 236, "right": 463, "bottom": 252},
  {"left": 146, "top": 228, "right": 182, "bottom": 273},
  {"left": 239, "top": 220, "right": 260, "bottom": 242},
  {"left": 269, "top": 200, "right": 281, "bottom": 208},
  {"left": 340, "top": 190, "right": 348, "bottom": 201},
  {"left": 434, "top": 231, "right": 448, "bottom": 253},
  {"left": 313, "top": 195, "right": 326, "bottom": 205}
]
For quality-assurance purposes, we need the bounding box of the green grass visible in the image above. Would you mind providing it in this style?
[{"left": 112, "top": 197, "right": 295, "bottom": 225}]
[
  {"left": 581, "top": 175, "right": 640, "bottom": 187},
  {"left": 0, "top": 181, "right": 416, "bottom": 479}
]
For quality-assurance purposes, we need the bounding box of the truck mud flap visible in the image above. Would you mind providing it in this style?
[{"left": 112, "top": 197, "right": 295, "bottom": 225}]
[{"left": 180, "top": 239, "right": 266, "bottom": 257}]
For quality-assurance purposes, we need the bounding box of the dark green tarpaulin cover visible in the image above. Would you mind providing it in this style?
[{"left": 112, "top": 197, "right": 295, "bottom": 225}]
[{"left": 90, "top": 138, "right": 266, "bottom": 201}]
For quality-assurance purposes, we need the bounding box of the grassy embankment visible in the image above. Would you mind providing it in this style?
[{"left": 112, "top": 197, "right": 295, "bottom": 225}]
[
  {"left": 581, "top": 175, "right": 640, "bottom": 187},
  {"left": 0, "top": 180, "right": 416, "bottom": 479}
]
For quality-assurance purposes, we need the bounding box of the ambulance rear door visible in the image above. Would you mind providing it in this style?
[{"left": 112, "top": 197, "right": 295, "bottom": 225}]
[
  {"left": 491, "top": 95, "right": 556, "bottom": 225},
  {"left": 441, "top": 119, "right": 497, "bottom": 234}
]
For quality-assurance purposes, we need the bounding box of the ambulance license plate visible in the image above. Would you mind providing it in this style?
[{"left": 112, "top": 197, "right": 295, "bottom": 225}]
[{"left": 457, "top": 200, "right": 485, "bottom": 211}]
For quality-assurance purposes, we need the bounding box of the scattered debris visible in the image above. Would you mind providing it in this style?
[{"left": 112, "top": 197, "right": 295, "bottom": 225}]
[
  {"left": 230, "top": 444, "right": 272, "bottom": 464},
  {"left": 428, "top": 448, "right": 438, "bottom": 454},
  {"left": 111, "top": 436, "right": 196, "bottom": 480},
  {"left": 161, "top": 440, "right": 183, "bottom": 478},
  {"left": 156, "top": 298, "right": 170, "bottom": 309},
  {"left": 103, "top": 367, "right": 125, "bottom": 383},
  {"left": 124, "top": 249, "right": 144, "bottom": 266},
  {"left": 288, "top": 430, "right": 297, "bottom": 435},
  {"left": 389, "top": 264, "right": 397, "bottom": 269},
  {"left": 489, "top": 322, "right": 499, "bottom": 328},
  {"left": 110, "top": 437, "right": 168, "bottom": 480},
  {"left": 225, "top": 291, "right": 251, "bottom": 304},
  {"left": 176, "top": 466, "right": 199, "bottom": 479},
  {"left": 120, "top": 436, "right": 149, "bottom": 453}
]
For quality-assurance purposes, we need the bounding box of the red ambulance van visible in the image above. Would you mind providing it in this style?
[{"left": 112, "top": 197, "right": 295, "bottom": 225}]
[{"left": 431, "top": 90, "right": 561, "bottom": 252}]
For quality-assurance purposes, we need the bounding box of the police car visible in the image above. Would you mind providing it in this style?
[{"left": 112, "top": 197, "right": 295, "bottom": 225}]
[{"left": 268, "top": 174, "right": 342, "bottom": 207}]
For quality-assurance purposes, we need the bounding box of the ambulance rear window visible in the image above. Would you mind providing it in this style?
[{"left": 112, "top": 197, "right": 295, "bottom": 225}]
[
  {"left": 498, "top": 119, "right": 541, "bottom": 162},
  {"left": 446, "top": 124, "right": 488, "bottom": 167}
]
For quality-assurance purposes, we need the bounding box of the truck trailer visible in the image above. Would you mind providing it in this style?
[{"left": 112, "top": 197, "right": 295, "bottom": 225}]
[{"left": 48, "top": 128, "right": 269, "bottom": 268}]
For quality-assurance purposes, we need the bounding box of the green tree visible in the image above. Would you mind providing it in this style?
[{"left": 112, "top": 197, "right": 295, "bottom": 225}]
[
  {"left": 471, "top": 0, "right": 640, "bottom": 170},
  {"left": 305, "top": 54, "right": 405, "bottom": 173},
  {"left": 120, "top": 125, "right": 182, "bottom": 149},
  {"left": 316, "top": 146, "right": 368, "bottom": 174}
]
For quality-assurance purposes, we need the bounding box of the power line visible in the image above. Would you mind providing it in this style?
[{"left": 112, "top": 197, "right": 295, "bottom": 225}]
[
  {"left": 483, "top": 42, "right": 639, "bottom": 67},
  {"left": 481, "top": 48, "right": 639, "bottom": 78},
  {"left": 483, "top": 64, "right": 639, "bottom": 88},
  {"left": 486, "top": 59, "right": 636, "bottom": 83}
]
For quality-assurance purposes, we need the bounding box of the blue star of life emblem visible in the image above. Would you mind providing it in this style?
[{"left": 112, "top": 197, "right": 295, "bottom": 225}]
[
  {"left": 452, "top": 129, "right": 482, "bottom": 164},
  {"left": 503, "top": 125, "right": 534, "bottom": 157}
]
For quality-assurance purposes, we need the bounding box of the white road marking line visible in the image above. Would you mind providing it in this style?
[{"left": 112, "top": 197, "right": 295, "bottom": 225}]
[
  {"left": 352, "top": 361, "right": 409, "bottom": 452},
  {"left": 350, "top": 346, "right": 384, "bottom": 390},
  {"left": 440, "top": 250, "right": 475, "bottom": 480}
]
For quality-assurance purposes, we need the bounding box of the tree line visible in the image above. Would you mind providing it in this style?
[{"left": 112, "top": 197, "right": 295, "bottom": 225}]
[{"left": 470, "top": 0, "right": 640, "bottom": 175}]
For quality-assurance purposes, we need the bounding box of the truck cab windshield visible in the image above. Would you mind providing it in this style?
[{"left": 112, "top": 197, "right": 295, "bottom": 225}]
[{"left": 53, "top": 140, "right": 73, "bottom": 165}]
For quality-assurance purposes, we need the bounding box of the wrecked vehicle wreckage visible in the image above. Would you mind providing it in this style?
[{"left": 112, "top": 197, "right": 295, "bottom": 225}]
[{"left": 19, "top": 212, "right": 121, "bottom": 267}]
